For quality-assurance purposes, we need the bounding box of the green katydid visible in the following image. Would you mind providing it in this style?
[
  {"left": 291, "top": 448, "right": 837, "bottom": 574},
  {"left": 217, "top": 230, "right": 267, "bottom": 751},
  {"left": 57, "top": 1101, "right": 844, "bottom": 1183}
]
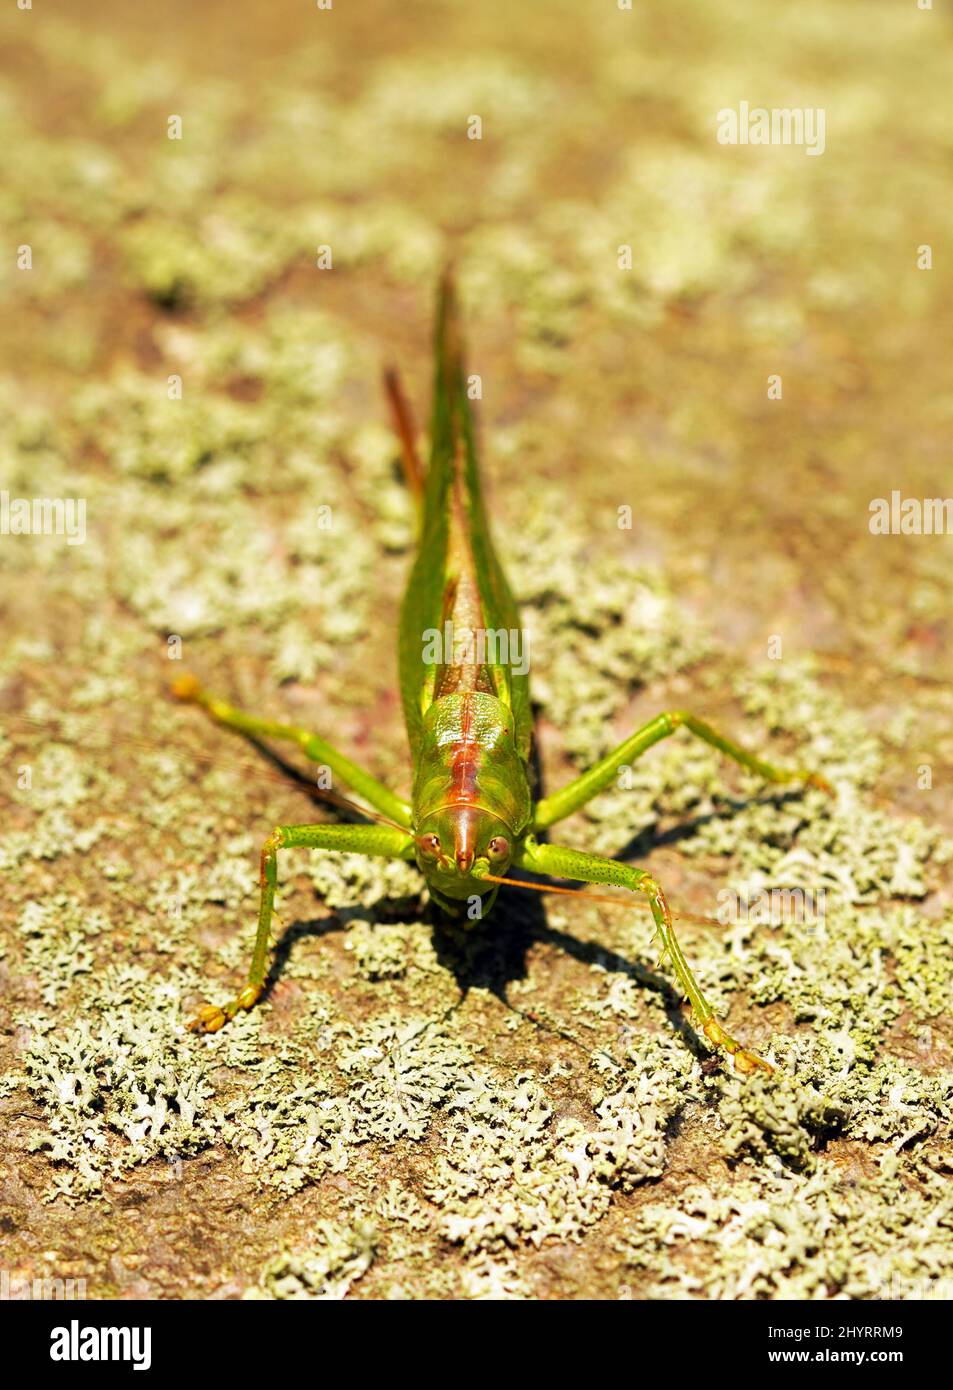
[{"left": 174, "top": 271, "right": 830, "bottom": 1074}]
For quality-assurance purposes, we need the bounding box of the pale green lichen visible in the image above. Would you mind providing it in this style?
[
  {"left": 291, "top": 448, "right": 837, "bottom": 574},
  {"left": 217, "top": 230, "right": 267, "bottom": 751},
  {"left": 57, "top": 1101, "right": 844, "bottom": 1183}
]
[
  {"left": 308, "top": 851, "right": 424, "bottom": 915},
  {"left": 613, "top": 1158, "right": 953, "bottom": 1300},
  {"left": 503, "top": 513, "right": 712, "bottom": 763},
  {"left": 425, "top": 1037, "right": 697, "bottom": 1255},
  {"left": 253, "top": 1219, "right": 378, "bottom": 1301}
]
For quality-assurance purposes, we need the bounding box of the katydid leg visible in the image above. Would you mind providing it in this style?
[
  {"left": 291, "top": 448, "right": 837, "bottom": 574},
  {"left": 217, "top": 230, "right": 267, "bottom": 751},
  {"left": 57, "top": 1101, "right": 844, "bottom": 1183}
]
[
  {"left": 188, "top": 821, "right": 415, "bottom": 1033},
  {"left": 172, "top": 675, "right": 412, "bottom": 827},
  {"left": 533, "top": 709, "right": 829, "bottom": 830},
  {"left": 515, "top": 835, "right": 772, "bottom": 1074}
]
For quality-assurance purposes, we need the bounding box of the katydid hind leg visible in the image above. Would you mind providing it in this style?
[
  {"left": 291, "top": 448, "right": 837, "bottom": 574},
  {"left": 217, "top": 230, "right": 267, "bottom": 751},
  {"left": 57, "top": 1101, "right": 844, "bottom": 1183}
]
[
  {"left": 172, "top": 674, "right": 412, "bottom": 826},
  {"left": 187, "top": 821, "right": 415, "bottom": 1033}
]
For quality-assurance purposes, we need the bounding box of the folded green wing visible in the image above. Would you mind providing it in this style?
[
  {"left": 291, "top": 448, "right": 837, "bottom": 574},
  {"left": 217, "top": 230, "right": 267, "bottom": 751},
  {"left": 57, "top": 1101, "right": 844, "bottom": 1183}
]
[{"left": 398, "top": 273, "right": 532, "bottom": 764}]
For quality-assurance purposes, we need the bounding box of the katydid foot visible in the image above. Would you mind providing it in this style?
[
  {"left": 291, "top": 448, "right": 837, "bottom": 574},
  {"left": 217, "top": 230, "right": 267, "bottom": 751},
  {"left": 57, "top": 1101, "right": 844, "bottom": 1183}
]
[
  {"left": 703, "top": 1017, "right": 773, "bottom": 1076},
  {"left": 187, "top": 982, "right": 263, "bottom": 1034}
]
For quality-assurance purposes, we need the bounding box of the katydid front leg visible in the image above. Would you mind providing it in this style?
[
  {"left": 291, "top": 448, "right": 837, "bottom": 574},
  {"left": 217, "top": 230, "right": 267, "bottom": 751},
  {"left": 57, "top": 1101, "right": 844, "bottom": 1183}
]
[
  {"left": 515, "top": 835, "right": 773, "bottom": 1074},
  {"left": 188, "top": 821, "right": 415, "bottom": 1033},
  {"left": 533, "top": 709, "right": 830, "bottom": 830}
]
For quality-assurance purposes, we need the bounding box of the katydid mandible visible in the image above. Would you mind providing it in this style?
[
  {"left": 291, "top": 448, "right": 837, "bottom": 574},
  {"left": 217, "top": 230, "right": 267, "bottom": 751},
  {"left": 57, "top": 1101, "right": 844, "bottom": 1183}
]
[{"left": 174, "top": 272, "right": 829, "bottom": 1075}]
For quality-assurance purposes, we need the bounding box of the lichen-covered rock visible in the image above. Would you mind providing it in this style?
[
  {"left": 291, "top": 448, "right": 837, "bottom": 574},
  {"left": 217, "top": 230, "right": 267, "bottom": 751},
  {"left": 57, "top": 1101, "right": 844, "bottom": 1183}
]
[{"left": 1, "top": 0, "right": 952, "bottom": 1302}]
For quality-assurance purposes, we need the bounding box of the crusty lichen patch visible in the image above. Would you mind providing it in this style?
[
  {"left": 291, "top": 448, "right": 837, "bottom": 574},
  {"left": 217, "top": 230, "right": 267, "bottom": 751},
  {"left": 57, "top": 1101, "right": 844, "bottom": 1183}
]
[{"left": 1, "top": 0, "right": 952, "bottom": 1302}]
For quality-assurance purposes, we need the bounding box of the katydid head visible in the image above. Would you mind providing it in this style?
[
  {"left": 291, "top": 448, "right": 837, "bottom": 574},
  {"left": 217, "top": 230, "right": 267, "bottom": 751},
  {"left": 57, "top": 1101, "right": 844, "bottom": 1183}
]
[{"left": 414, "top": 804, "right": 513, "bottom": 906}]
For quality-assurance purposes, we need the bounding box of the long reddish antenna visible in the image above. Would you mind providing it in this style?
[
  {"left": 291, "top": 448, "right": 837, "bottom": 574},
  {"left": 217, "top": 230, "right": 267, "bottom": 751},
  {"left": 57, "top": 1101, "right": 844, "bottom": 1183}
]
[{"left": 479, "top": 870, "right": 723, "bottom": 929}]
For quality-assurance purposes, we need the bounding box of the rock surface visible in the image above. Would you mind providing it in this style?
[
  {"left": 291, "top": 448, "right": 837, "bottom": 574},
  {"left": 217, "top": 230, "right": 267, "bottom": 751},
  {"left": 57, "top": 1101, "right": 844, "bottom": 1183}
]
[{"left": 1, "top": 0, "right": 951, "bottom": 1300}]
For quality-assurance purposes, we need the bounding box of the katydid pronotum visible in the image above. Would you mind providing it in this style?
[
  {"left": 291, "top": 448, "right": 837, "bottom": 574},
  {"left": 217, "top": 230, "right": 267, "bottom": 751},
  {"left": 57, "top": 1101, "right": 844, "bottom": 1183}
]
[{"left": 175, "top": 272, "right": 830, "bottom": 1074}]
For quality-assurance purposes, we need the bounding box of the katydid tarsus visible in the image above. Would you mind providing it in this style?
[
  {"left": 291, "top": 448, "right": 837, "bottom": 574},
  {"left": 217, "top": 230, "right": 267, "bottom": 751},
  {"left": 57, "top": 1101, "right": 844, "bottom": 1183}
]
[{"left": 174, "top": 272, "right": 830, "bottom": 1075}]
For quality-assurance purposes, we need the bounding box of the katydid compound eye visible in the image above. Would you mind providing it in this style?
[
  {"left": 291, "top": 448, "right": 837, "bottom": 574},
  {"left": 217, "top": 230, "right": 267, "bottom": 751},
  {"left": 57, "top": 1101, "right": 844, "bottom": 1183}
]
[
  {"left": 487, "top": 836, "right": 509, "bottom": 859},
  {"left": 419, "top": 834, "right": 441, "bottom": 856}
]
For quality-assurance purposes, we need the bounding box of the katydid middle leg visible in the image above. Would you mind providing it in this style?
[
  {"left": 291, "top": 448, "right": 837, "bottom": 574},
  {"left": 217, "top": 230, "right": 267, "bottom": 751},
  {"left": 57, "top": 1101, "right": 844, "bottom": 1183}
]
[
  {"left": 533, "top": 709, "right": 830, "bottom": 830},
  {"left": 188, "top": 821, "right": 415, "bottom": 1033},
  {"left": 172, "top": 674, "right": 412, "bottom": 827},
  {"left": 515, "top": 835, "right": 772, "bottom": 1074}
]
